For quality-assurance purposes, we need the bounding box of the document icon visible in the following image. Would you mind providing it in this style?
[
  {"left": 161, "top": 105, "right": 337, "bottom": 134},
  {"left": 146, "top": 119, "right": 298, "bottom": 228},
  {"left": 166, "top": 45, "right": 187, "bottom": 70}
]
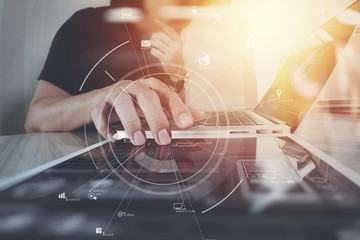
[{"left": 141, "top": 40, "right": 151, "bottom": 49}]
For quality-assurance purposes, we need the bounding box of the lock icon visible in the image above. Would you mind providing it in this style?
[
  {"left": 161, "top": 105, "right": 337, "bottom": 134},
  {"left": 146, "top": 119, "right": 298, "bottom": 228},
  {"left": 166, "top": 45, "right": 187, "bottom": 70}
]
[{"left": 192, "top": 6, "right": 197, "bottom": 14}]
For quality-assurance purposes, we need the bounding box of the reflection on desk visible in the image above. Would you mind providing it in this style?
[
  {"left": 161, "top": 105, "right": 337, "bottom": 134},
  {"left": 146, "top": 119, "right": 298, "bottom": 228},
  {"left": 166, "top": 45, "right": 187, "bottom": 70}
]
[
  {"left": 296, "top": 111, "right": 360, "bottom": 174},
  {"left": 0, "top": 137, "right": 359, "bottom": 239},
  {"left": 0, "top": 132, "right": 99, "bottom": 180}
]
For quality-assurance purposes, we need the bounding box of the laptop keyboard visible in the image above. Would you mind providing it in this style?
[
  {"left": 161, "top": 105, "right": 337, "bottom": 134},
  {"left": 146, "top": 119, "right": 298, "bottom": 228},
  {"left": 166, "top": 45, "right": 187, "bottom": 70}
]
[{"left": 197, "top": 111, "right": 264, "bottom": 126}]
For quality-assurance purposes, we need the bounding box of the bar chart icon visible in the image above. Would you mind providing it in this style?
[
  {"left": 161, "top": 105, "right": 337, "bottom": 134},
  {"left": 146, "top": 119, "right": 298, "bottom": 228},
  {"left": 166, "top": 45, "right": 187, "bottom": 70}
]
[{"left": 58, "top": 192, "right": 66, "bottom": 199}]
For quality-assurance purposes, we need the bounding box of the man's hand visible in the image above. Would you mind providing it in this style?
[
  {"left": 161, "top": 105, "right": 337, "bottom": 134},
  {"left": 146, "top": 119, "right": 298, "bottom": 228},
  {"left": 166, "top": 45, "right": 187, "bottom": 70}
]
[
  {"left": 91, "top": 78, "right": 200, "bottom": 146},
  {"left": 150, "top": 20, "right": 186, "bottom": 82}
]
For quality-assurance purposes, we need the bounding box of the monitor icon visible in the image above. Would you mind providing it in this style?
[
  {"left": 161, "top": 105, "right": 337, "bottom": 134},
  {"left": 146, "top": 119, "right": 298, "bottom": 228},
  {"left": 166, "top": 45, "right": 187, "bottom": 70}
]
[{"left": 173, "top": 203, "right": 186, "bottom": 211}]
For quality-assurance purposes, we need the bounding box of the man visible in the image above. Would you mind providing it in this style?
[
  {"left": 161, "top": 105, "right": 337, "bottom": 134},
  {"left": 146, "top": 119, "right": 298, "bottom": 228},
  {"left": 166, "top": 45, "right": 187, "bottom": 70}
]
[{"left": 25, "top": 0, "right": 208, "bottom": 146}]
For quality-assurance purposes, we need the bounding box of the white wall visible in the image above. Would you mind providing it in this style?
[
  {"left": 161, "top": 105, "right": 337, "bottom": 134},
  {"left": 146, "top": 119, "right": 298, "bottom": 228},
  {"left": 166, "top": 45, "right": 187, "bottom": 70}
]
[{"left": 0, "top": 0, "right": 3, "bottom": 27}]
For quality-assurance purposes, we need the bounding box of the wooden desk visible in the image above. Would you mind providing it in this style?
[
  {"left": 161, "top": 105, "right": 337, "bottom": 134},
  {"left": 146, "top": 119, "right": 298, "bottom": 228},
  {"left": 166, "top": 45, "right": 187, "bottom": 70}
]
[
  {"left": 295, "top": 111, "right": 360, "bottom": 175},
  {"left": 0, "top": 111, "right": 359, "bottom": 181},
  {"left": 0, "top": 132, "right": 100, "bottom": 180}
]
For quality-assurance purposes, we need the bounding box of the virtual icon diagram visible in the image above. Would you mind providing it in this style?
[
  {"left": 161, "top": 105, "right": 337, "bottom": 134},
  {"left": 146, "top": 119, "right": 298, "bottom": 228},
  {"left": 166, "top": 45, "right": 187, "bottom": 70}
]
[
  {"left": 96, "top": 227, "right": 103, "bottom": 235},
  {"left": 173, "top": 203, "right": 186, "bottom": 211},
  {"left": 58, "top": 192, "right": 66, "bottom": 199},
  {"left": 214, "top": 14, "right": 223, "bottom": 24},
  {"left": 121, "top": 8, "right": 132, "bottom": 18},
  {"left": 248, "top": 34, "right": 256, "bottom": 45},
  {"left": 88, "top": 192, "right": 98, "bottom": 200},
  {"left": 141, "top": 40, "right": 151, "bottom": 49},
  {"left": 117, "top": 211, "right": 124, "bottom": 218},
  {"left": 198, "top": 54, "right": 211, "bottom": 67},
  {"left": 192, "top": 6, "right": 198, "bottom": 15}
]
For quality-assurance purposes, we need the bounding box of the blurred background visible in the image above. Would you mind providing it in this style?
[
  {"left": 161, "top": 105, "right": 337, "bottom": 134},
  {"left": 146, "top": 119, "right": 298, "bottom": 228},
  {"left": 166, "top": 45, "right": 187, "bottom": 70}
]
[{"left": 0, "top": 0, "right": 359, "bottom": 135}]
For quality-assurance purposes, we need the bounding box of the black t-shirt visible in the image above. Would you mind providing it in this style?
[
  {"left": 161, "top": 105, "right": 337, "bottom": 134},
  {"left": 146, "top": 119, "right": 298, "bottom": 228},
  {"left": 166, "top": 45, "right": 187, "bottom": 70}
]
[{"left": 39, "top": 6, "right": 170, "bottom": 96}]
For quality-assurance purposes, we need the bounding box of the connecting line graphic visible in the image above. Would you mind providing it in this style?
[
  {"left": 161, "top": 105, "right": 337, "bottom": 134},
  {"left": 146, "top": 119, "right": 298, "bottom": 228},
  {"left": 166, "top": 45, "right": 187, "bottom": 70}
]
[
  {"left": 65, "top": 157, "right": 121, "bottom": 198},
  {"left": 89, "top": 145, "right": 146, "bottom": 192},
  {"left": 122, "top": 21, "right": 146, "bottom": 78},
  {"left": 180, "top": 140, "right": 244, "bottom": 214},
  {"left": 66, "top": 144, "right": 146, "bottom": 199},
  {"left": 170, "top": 21, "right": 195, "bottom": 106},
  {"left": 201, "top": 178, "right": 243, "bottom": 214},
  {"left": 122, "top": 151, "right": 153, "bottom": 214},
  {"left": 79, "top": 41, "right": 130, "bottom": 91},
  {"left": 185, "top": 82, "right": 214, "bottom": 107},
  {"left": 173, "top": 158, "right": 205, "bottom": 240},
  {"left": 170, "top": 151, "right": 187, "bottom": 209},
  {"left": 141, "top": 49, "right": 151, "bottom": 77},
  {"left": 140, "top": 49, "right": 159, "bottom": 106},
  {"left": 208, "top": 53, "right": 240, "bottom": 83},
  {"left": 105, "top": 71, "right": 148, "bottom": 114},
  {"left": 154, "top": 157, "right": 171, "bottom": 172},
  {"left": 103, "top": 150, "right": 152, "bottom": 233}
]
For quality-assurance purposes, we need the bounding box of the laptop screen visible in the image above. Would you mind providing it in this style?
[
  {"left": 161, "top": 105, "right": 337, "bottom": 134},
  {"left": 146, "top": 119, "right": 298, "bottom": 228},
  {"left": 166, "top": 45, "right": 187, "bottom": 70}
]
[{"left": 255, "top": 1, "right": 359, "bottom": 131}]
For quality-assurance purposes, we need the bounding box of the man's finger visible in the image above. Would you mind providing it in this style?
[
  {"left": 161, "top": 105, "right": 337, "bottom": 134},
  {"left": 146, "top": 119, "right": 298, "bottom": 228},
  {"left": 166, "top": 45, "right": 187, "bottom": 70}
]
[
  {"left": 111, "top": 91, "right": 146, "bottom": 146},
  {"left": 189, "top": 108, "right": 207, "bottom": 122},
  {"left": 91, "top": 101, "right": 116, "bottom": 143},
  {"left": 124, "top": 82, "right": 172, "bottom": 145},
  {"left": 139, "top": 78, "right": 194, "bottom": 129}
]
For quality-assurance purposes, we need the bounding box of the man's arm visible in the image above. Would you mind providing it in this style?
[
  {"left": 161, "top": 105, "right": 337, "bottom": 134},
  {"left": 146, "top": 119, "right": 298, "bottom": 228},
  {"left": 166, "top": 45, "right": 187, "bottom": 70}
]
[
  {"left": 25, "top": 80, "right": 103, "bottom": 133},
  {"left": 25, "top": 78, "right": 198, "bottom": 146}
]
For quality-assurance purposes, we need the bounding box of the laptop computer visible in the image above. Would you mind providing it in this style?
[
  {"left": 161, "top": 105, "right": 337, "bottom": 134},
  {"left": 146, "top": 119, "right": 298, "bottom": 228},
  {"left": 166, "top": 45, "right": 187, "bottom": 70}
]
[
  {"left": 1, "top": 3, "right": 359, "bottom": 239},
  {"left": 114, "top": 0, "right": 360, "bottom": 140}
]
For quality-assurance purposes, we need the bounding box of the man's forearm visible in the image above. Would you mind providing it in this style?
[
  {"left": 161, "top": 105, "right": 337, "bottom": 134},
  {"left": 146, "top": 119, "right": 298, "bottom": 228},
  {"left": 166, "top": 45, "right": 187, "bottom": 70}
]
[{"left": 25, "top": 88, "right": 104, "bottom": 133}]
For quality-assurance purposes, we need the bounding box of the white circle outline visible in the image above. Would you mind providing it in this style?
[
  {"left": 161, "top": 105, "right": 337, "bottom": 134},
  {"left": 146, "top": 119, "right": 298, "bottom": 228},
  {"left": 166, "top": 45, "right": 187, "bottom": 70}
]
[{"left": 81, "top": 57, "right": 230, "bottom": 195}]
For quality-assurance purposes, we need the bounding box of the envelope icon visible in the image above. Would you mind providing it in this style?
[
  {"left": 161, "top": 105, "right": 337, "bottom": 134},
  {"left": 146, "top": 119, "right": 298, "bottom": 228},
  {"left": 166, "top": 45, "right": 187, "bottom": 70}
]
[{"left": 141, "top": 40, "right": 151, "bottom": 48}]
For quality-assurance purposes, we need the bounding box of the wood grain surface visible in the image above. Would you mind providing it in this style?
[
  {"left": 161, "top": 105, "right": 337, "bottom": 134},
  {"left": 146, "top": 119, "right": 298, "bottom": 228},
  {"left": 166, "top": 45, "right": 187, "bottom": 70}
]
[{"left": 0, "top": 132, "right": 100, "bottom": 180}]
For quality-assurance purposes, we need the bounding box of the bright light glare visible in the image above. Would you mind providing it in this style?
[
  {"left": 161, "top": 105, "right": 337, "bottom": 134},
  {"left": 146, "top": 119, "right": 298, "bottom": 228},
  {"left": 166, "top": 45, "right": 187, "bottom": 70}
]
[
  {"left": 184, "top": 0, "right": 358, "bottom": 109},
  {"left": 247, "top": 0, "right": 324, "bottom": 101},
  {"left": 337, "top": 9, "right": 360, "bottom": 25}
]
